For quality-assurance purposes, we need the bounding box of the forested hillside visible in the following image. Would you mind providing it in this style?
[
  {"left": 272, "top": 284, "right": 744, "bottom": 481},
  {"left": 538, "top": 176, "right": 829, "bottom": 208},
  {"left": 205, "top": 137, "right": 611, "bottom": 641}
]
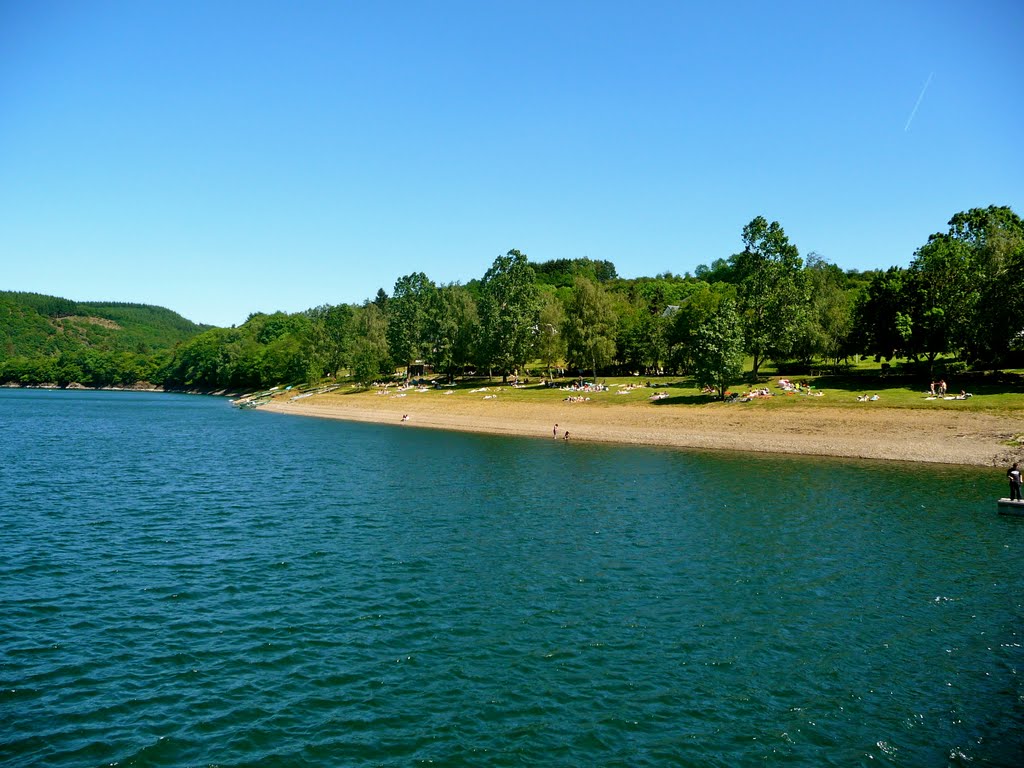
[
  {"left": 0, "top": 292, "right": 207, "bottom": 386},
  {"left": 2, "top": 205, "right": 1022, "bottom": 392}
]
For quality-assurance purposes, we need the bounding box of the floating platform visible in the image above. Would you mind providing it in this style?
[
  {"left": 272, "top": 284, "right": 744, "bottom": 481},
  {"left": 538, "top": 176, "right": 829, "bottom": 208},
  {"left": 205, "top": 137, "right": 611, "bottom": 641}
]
[{"left": 997, "top": 498, "right": 1024, "bottom": 516}]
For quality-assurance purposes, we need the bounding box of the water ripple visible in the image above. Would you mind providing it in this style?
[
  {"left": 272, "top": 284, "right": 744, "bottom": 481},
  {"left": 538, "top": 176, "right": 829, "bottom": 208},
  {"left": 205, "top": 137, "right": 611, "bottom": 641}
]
[{"left": 1, "top": 390, "right": 1022, "bottom": 766}]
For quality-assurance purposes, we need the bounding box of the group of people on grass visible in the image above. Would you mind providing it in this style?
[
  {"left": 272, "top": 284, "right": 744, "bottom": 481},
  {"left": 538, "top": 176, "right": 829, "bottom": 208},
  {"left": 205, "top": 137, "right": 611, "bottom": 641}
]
[
  {"left": 777, "top": 379, "right": 816, "bottom": 394},
  {"left": 561, "top": 380, "right": 608, "bottom": 393},
  {"left": 924, "top": 381, "right": 973, "bottom": 400}
]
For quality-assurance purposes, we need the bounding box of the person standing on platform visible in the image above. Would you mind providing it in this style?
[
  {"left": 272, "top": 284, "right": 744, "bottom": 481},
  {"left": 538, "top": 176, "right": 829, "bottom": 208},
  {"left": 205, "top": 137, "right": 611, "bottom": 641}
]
[{"left": 1008, "top": 462, "right": 1023, "bottom": 501}]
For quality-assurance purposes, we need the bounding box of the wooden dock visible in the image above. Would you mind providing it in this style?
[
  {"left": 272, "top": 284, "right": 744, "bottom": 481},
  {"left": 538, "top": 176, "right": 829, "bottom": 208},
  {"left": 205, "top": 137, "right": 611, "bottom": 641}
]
[{"left": 997, "top": 498, "right": 1024, "bottom": 516}]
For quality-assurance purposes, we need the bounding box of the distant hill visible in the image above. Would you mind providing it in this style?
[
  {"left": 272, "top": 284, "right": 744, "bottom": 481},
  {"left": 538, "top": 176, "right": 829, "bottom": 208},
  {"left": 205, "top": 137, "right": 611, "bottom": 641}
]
[
  {"left": 530, "top": 257, "right": 619, "bottom": 287},
  {"left": 0, "top": 291, "right": 208, "bottom": 360}
]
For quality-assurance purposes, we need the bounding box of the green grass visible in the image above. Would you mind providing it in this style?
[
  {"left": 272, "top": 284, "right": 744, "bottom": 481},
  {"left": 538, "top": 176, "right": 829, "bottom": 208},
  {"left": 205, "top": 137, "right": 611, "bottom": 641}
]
[{"left": 335, "top": 370, "right": 1024, "bottom": 413}]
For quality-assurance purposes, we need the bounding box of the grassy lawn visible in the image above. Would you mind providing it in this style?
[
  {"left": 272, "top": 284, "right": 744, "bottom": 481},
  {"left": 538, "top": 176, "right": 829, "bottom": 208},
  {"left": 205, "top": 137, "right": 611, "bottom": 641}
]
[{"left": 335, "top": 368, "right": 1024, "bottom": 413}]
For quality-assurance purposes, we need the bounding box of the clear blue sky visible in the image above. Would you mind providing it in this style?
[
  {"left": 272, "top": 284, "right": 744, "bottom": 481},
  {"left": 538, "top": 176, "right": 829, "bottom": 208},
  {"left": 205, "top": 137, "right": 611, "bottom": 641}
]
[{"left": 2, "top": 1, "right": 1021, "bottom": 327}]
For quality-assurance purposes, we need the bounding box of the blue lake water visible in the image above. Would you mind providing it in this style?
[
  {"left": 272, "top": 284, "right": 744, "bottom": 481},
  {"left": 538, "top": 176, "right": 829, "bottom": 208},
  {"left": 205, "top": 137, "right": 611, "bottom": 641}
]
[{"left": 1, "top": 388, "right": 1021, "bottom": 766}]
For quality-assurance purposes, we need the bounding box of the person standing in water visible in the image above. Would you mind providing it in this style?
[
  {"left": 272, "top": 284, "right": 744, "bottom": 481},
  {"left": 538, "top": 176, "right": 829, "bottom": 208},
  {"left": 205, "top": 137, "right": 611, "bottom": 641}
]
[{"left": 1008, "top": 462, "right": 1022, "bottom": 501}]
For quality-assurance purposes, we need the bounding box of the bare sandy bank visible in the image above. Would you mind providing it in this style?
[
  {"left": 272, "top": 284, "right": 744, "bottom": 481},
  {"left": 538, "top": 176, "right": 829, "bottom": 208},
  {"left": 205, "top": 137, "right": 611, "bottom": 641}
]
[{"left": 257, "top": 388, "right": 1024, "bottom": 468}]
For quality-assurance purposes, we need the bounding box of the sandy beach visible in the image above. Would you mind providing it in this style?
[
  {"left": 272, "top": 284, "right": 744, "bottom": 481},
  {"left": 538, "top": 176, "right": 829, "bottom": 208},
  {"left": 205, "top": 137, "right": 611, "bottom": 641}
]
[{"left": 259, "top": 388, "right": 1024, "bottom": 468}]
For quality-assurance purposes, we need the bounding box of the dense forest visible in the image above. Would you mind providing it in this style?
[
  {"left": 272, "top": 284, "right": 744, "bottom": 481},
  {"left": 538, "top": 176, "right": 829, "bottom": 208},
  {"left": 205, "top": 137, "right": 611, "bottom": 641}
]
[
  {"left": 2, "top": 205, "right": 1021, "bottom": 393},
  {"left": 0, "top": 294, "right": 207, "bottom": 387}
]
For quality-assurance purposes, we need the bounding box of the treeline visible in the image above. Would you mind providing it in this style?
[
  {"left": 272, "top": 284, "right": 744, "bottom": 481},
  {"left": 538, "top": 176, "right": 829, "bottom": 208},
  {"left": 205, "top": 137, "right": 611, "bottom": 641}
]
[
  {"left": 0, "top": 292, "right": 209, "bottom": 388},
  {"left": 2, "top": 206, "right": 1021, "bottom": 393},
  {"left": 1, "top": 293, "right": 207, "bottom": 357}
]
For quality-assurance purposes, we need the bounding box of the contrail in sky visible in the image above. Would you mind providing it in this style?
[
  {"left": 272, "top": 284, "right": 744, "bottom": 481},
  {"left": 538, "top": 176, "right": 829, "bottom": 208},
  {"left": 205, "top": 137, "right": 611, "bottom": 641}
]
[{"left": 904, "top": 72, "right": 934, "bottom": 132}]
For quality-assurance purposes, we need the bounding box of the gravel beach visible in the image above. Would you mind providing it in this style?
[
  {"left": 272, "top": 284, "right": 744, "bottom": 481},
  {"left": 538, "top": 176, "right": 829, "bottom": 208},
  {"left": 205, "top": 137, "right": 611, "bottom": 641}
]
[{"left": 260, "top": 388, "right": 1024, "bottom": 468}]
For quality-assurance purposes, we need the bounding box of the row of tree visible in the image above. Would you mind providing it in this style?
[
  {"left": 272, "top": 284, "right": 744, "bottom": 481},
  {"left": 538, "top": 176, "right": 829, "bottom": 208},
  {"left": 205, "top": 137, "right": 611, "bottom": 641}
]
[
  {"left": 2, "top": 206, "right": 1021, "bottom": 395},
  {"left": 851, "top": 206, "right": 1024, "bottom": 367},
  {"left": 0, "top": 294, "right": 205, "bottom": 359}
]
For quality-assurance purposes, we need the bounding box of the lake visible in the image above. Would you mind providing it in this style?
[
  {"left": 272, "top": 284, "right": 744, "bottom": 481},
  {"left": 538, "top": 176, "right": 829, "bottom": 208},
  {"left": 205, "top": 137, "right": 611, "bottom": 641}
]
[{"left": 1, "top": 388, "right": 1021, "bottom": 766}]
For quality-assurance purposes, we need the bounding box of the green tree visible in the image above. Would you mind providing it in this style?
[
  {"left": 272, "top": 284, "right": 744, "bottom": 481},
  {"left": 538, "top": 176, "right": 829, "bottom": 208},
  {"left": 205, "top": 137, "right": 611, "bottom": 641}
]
[
  {"left": 248, "top": 312, "right": 303, "bottom": 345},
  {"left": 531, "top": 257, "right": 618, "bottom": 287},
  {"left": 691, "top": 299, "right": 745, "bottom": 401},
  {"left": 850, "top": 267, "right": 913, "bottom": 361},
  {"left": 220, "top": 329, "right": 265, "bottom": 390},
  {"left": 621, "top": 274, "right": 698, "bottom": 313},
  {"left": 732, "top": 216, "right": 806, "bottom": 377},
  {"left": 535, "top": 292, "right": 567, "bottom": 378},
  {"left": 167, "top": 328, "right": 233, "bottom": 389},
  {"left": 55, "top": 359, "right": 84, "bottom": 387},
  {"left": 616, "top": 297, "right": 666, "bottom": 374},
  {"left": 351, "top": 303, "right": 390, "bottom": 387},
  {"left": 948, "top": 205, "right": 1024, "bottom": 277},
  {"left": 693, "top": 257, "right": 737, "bottom": 284},
  {"left": 906, "top": 235, "right": 979, "bottom": 369},
  {"left": 308, "top": 303, "right": 355, "bottom": 378},
  {"left": 426, "top": 284, "right": 478, "bottom": 383},
  {"left": 946, "top": 206, "right": 1024, "bottom": 363},
  {"left": 260, "top": 327, "right": 311, "bottom": 386},
  {"left": 478, "top": 249, "right": 540, "bottom": 380},
  {"left": 0, "top": 293, "right": 203, "bottom": 352},
  {"left": 387, "top": 272, "right": 436, "bottom": 380},
  {"left": 563, "top": 276, "right": 617, "bottom": 382},
  {"left": 979, "top": 243, "right": 1024, "bottom": 363},
  {"left": 2, "top": 356, "right": 57, "bottom": 385},
  {"left": 665, "top": 282, "right": 735, "bottom": 374},
  {"left": 791, "top": 254, "right": 854, "bottom": 368}
]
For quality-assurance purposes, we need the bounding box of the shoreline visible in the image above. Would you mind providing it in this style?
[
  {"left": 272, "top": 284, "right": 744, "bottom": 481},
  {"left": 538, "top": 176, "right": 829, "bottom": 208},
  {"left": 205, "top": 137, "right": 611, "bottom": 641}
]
[
  {"left": 260, "top": 391, "right": 1024, "bottom": 468},
  {"left": 0, "top": 382, "right": 243, "bottom": 397}
]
